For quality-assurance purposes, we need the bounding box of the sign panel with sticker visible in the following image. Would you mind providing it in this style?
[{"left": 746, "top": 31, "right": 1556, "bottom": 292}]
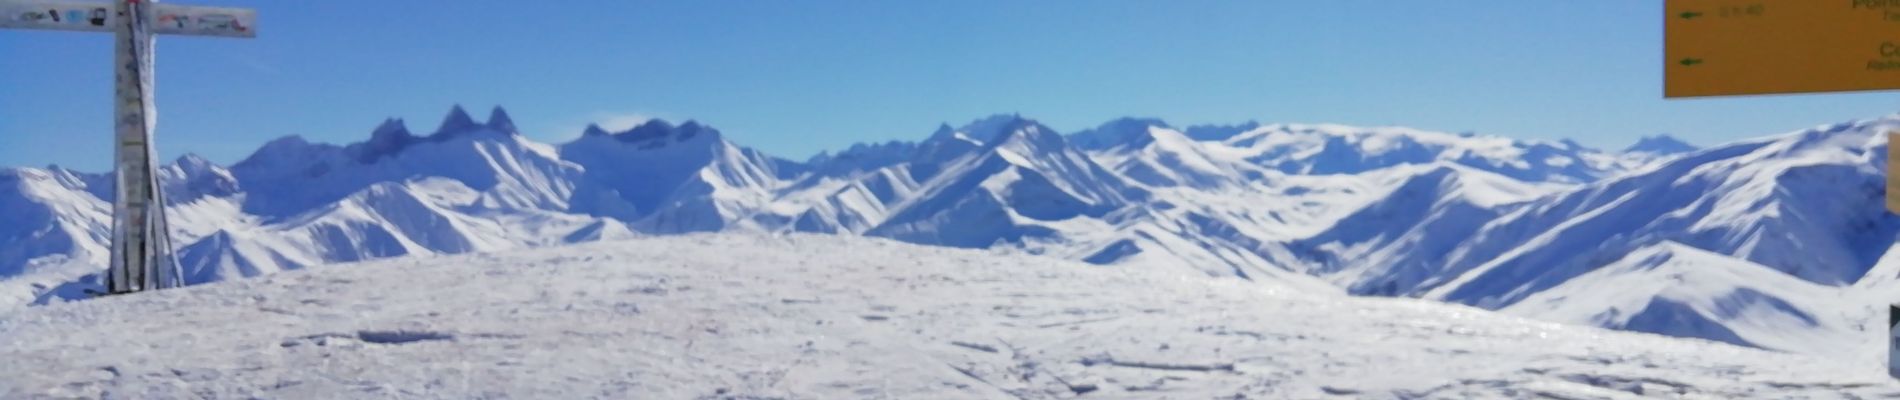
[
  {"left": 0, "top": 0, "right": 115, "bottom": 32},
  {"left": 151, "top": 3, "right": 254, "bottom": 38}
]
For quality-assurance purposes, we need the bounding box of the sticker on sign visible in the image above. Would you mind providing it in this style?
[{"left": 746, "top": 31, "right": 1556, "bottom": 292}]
[
  {"left": 151, "top": 3, "right": 254, "bottom": 38},
  {"left": 0, "top": 1, "right": 116, "bottom": 32}
]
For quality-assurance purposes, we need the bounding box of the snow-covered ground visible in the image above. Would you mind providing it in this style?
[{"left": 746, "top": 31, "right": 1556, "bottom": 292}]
[{"left": 3, "top": 234, "right": 1894, "bottom": 399}]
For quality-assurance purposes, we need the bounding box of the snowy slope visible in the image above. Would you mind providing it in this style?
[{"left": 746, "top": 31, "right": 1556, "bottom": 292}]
[
  {"left": 1065, "top": 117, "right": 1172, "bottom": 151},
  {"left": 804, "top": 140, "right": 920, "bottom": 178},
  {"left": 866, "top": 117, "right": 1148, "bottom": 248},
  {"left": 1428, "top": 118, "right": 1900, "bottom": 308},
  {"left": 1224, "top": 124, "right": 1620, "bottom": 184},
  {"left": 770, "top": 116, "right": 1335, "bottom": 287},
  {"left": 189, "top": 105, "right": 630, "bottom": 280},
  {"left": 1063, "top": 119, "right": 1585, "bottom": 291},
  {"left": 1057, "top": 113, "right": 1900, "bottom": 356},
  {"left": 1624, "top": 134, "right": 1698, "bottom": 156},
  {"left": 171, "top": 178, "right": 634, "bottom": 285},
  {"left": 4, "top": 106, "right": 639, "bottom": 306},
  {"left": 9, "top": 104, "right": 1900, "bottom": 360},
  {"left": 0, "top": 168, "right": 112, "bottom": 310},
  {"left": 775, "top": 116, "right": 1033, "bottom": 236},
  {"left": 1616, "top": 134, "right": 1702, "bottom": 170},
  {"left": 0, "top": 168, "right": 109, "bottom": 278},
  {"left": 0, "top": 109, "right": 1655, "bottom": 310},
  {"left": 1282, "top": 163, "right": 1567, "bottom": 295},
  {"left": 772, "top": 166, "right": 925, "bottom": 234},
  {"left": 1372, "top": 117, "right": 1900, "bottom": 359},
  {"left": 3, "top": 234, "right": 1894, "bottom": 399},
  {"left": 1502, "top": 242, "right": 1852, "bottom": 357},
  {"left": 1061, "top": 119, "right": 1606, "bottom": 291},
  {"left": 233, "top": 106, "right": 583, "bottom": 217},
  {"left": 559, "top": 119, "right": 798, "bottom": 233},
  {"left": 1089, "top": 124, "right": 1275, "bottom": 189}
]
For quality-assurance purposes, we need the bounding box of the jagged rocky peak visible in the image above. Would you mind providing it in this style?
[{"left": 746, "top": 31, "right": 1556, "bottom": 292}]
[
  {"left": 487, "top": 106, "right": 518, "bottom": 133},
  {"left": 371, "top": 118, "right": 413, "bottom": 142},
  {"left": 617, "top": 119, "right": 674, "bottom": 143},
  {"left": 954, "top": 113, "right": 1031, "bottom": 144},
  {"left": 602, "top": 118, "right": 721, "bottom": 146},
  {"left": 817, "top": 140, "right": 916, "bottom": 162},
  {"left": 910, "top": 115, "right": 1065, "bottom": 165},
  {"left": 436, "top": 104, "right": 482, "bottom": 134},
  {"left": 851, "top": 140, "right": 919, "bottom": 154},
  {"left": 582, "top": 123, "right": 610, "bottom": 138},
  {"left": 1096, "top": 117, "right": 1170, "bottom": 132},
  {"left": 924, "top": 123, "right": 957, "bottom": 142},
  {"left": 1070, "top": 117, "right": 1172, "bottom": 150},
  {"left": 352, "top": 118, "right": 419, "bottom": 163},
  {"left": 339, "top": 105, "right": 528, "bottom": 163},
  {"left": 912, "top": 122, "right": 983, "bottom": 167},
  {"left": 1625, "top": 134, "right": 1699, "bottom": 155},
  {"left": 806, "top": 139, "right": 922, "bottom": 175},
  {"left": 166, "top": 153, "right": 240, "bottom": 199},
  {"left": 172, "top": 153, "right": 218, "bottom": 171},
  {"left": 232, "top": 134, "right": 336, "bottom": 170},
  {"left": 257, "top": 134, "right": 316, "bottom": 152},
  {"left": 231, "top": 135, "right": 302, "bottom": 166},
  {"left": 805, "top": 150, "right": 833, "bottom": 165},
  {"left": 985, "top": 116, "right": 1066, "bottom": 149},
  {"left": 1183, "top": 121, "right": 1261, "bottom": 141},
  {"left": 675, "top": 120, "right": 717, "bottom": 141}
]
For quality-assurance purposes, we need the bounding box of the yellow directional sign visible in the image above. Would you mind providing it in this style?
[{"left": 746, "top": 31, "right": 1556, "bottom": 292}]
[
  {"left": 1889, "top": 131, "right": 1900, "bottom": 215},
  {"left": 1665, "top": 0, "right": 1900, "bottom": 98}
]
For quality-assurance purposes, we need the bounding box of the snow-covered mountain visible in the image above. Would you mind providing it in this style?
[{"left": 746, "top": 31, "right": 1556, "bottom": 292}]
[
  {"left": 1054, "top": 114, "right": 1900, "bottom": 359},
  {"left": 1083, "top": 121, "right": 1275, "bottom": 189},
  {"left": 559, "top": 118, "right": 800, "bottom": 233},
  {"left": 1281, "top": 163, "right": 1565, "bottom": 295},
  {"left": 1221, "top": 123, "right": 1622, "bottom": 184},
  {"left": 1620, "top": 134, "right": 1702, "bottom": 166},
  {"left": 1417, "top": 118, "right": 1900, "bottom": 356},
  {"left": 1625, "top": 134, "right": 1700, "bottom": 157},
  {"left": 1430, "top": 120, "right": 1897, "bottom": 301},
  {"left": 3, "top": 106, "right": 644, "bottom": 306},
  {"left": 231, "top": 105, "right": 581, "bottom": 217},
  {"left": 5, "top": 104, "right": 1898, "bottom": 363},
  {"left": 6, "top": 234, "right": 1894, "bottom": 398},
  {"left": 173, "top": 106, "right": 632, "bottom": 284},
  {"left": 1501, "top": 242, "right": 1849, "bottom": 355},
  {"left": 0, "top": 168, "right": 111, "bottom": 308},
  {"left": 863, "top": 116, "right": 1148, "bottom": 248}
]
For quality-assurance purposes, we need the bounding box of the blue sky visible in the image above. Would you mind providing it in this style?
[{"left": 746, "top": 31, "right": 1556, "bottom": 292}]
[{"left": 4, "top": 1, "right": 1899, "bottom": 171}]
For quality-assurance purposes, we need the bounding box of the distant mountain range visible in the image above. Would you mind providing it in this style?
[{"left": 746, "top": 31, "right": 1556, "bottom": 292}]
[{"left": 5, "top": 104, "right": 1897, "bottom": 359}]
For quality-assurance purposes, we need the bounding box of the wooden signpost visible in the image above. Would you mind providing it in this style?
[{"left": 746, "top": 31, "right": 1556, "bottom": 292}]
[
  {"left": 1, "top": 0, "right": 256, "bottom": 294},
  {"left": 1665, "top": 0, "right": 1900, "bottom": 379}
]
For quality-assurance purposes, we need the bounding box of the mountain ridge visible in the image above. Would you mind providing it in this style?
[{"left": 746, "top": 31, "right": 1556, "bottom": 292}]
[{"left": 6, "top": 105, "right": 1898, "bottom": 361}]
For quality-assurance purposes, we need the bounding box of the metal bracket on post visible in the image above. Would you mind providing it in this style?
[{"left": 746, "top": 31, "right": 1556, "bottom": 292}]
[
  {"left": 1890, "top": 304, "right": 1900, "bottom": 379},
  {"left": 1890, "top": 133, "right": 1900, "bottom": 379},
  {"left": 1887, "top": 131, "right": 1900, "bottom": 216}
]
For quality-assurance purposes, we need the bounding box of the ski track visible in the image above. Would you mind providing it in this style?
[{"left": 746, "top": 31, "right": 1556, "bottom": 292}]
[{"left": 1, "top": 234, "right": 1894, "bottom": 399}]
